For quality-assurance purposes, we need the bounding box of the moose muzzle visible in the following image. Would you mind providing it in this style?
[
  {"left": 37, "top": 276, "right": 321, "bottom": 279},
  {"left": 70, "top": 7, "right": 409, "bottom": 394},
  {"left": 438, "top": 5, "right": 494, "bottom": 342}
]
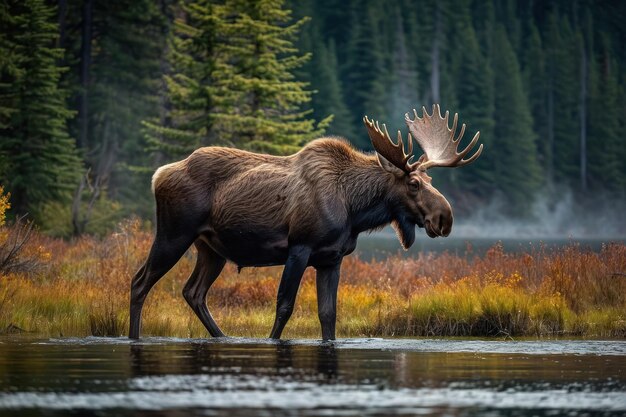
[{"left": 424, "top": 209, "right": 453, "bottom": 238}]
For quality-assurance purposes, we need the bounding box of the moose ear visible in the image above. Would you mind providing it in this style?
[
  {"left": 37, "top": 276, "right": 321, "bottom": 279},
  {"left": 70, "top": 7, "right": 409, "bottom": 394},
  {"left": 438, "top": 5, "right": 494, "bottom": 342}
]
[{"left": 376, "top": 153, "right": 406, "bottom": 178}]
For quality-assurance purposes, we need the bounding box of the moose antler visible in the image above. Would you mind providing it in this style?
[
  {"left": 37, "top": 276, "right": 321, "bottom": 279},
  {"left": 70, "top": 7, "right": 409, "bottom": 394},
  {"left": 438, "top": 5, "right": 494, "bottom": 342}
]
[
  {"left": 405, "top": 104, "right": 482, "bottom": 170},
  {"left": 363, "top": 116, "right": 416, "bottom": 173}
]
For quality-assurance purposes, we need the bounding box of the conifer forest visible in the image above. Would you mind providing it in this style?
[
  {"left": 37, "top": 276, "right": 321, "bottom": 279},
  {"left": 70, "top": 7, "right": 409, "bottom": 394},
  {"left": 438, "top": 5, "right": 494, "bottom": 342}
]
[{"left": 1, "top": 0, "right": 625, "bottom": 235}]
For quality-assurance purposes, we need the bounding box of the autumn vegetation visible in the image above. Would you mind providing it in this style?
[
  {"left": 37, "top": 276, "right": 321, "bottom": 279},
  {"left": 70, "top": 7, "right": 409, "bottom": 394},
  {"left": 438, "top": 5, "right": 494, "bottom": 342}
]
[{"left": 1, "top": 188, "right": 624, "bottom": 339}]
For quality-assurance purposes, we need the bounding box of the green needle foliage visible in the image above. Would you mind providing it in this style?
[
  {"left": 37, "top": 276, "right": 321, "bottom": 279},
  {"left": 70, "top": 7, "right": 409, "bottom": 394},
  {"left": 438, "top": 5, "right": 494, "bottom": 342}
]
[
  {"left": 491, "top": 24, "right": 542, "bottom": 212},
  {"left": 0, "top": 0, "right": 80, "bottom": 219},
  {"left": 145, "top": 0, "right": 326, "bottom": 160}
]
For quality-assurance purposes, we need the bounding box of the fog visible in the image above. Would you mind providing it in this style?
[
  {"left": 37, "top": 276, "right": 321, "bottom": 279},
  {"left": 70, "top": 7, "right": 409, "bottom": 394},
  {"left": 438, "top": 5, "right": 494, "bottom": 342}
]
[
  {"left": 369, "top": 189, "right": 626, "bottom": 242},
  {"left": 452, "top": 190, "right": 626, "bottom": 239}
]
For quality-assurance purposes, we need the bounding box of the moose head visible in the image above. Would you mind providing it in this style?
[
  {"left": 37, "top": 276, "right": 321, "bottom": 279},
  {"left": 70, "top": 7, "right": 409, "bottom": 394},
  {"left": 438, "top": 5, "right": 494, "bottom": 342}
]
[{"left": 364, "top": 104, "right": 483, "bottom": 242}]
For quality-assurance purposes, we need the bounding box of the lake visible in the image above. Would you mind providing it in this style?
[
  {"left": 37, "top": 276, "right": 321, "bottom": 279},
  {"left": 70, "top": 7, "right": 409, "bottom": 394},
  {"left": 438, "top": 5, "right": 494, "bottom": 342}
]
[
  {"left": 0, "top": 337, "right": 625, "bottom": 416},
  {"left": 355, "top": 229, "right": 625, "bottom": 259}
]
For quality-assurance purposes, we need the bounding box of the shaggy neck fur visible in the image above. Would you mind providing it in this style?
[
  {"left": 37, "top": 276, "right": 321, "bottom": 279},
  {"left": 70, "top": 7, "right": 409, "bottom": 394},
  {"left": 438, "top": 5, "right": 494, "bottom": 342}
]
[{"left": 339, "top": 155, "right": 416, "bottom": 249}]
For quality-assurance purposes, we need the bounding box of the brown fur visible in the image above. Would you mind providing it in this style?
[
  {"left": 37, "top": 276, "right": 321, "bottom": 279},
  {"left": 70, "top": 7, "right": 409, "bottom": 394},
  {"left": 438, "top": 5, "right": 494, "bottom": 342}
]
[
  {"left": 130, "top": 136, "right": 455, "bottom": 340},
  {"left": 152, "top": 138, "right": 395, "bottom": 238}
]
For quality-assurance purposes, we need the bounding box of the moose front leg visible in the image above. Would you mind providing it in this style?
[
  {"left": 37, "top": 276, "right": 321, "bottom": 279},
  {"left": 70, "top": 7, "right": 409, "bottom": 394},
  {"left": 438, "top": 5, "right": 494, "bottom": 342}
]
[
  {"left": 269, "top": 245, "right": 312, "bottom": 339},
  {"left": 316, "top": 262, "right": 341, "bottom": 341}
]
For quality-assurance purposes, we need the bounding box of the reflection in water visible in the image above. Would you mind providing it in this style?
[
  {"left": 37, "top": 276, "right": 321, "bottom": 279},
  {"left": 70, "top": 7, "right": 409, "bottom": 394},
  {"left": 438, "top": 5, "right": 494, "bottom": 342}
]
[
  {"left": 0, "top": 337, "right": 624, "bottom": 417},
  {"left": 275, "top": 341, "right": 294, "bottom": 370},
  {"left": 316, "top": 343, "right": 338, "bottom": 382},
  {"left": 130, "top": 343, "right": 145, "bottom": 376}
]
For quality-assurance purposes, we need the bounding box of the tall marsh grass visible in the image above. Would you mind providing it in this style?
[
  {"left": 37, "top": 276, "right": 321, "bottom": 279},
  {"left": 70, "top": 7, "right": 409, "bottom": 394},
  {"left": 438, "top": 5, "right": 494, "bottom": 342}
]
[{"left": 0, "top": 217, "right": 624, "bottom": 338}]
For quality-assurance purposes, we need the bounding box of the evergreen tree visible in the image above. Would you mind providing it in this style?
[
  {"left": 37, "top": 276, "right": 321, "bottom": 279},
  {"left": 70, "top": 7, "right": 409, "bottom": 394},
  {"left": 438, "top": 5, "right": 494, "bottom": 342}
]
[
  {"left": 388, "top": 7, "right": 420, "bottom": 133},
  {"left": 0, "top": 0, "right": 80, "bottom": 217},
  {"left": 0, "top": 3, "right": 20, "bottom": 128},
  {"left": 470, "top": 0, "right": 494, "bottom": 60},
  {"left": 588, "top": 35, "right": 622, "bottom": 193},
  {"left": 342, "top": 2, "right": 387, "bottom": 149},
  {"left": 146, "top": 0, "right": 323, "bottom": 158},
  {"left": 495, "top": 0, "right": 521, "bottom": 52},
  {"left": 309, "top": 38, "right": 354, "bottom": 139},
  {"left": 88, "top": 0, "right": 169, "bottom": 202},
  {"left": 491, "top": 24, "right": 542, "bottom": 211},
  {"left": 144, "top": 1, "right": 220, "bottom": 159},
  {"left": 57, "top": 0, "right": 170, "bottom": 233},
  {"left": 545, "top": 13, "right": 580, "bottom": 188},
  {"left": 447, "top": 0, "right": 495, "bottom": 195},
  {"left": 522, "top": 20, "right": 549, "bottom": 180},
  {"left": 411, "top": 1, "right": 435, "bottom": 103},
  {"left": 0, "top": 1, "right": 21, "bottom": 179},
  {"left": 619, "top": 71, "right": 626, "bottom": 195},
  {"left": 218, "top": 0, "right": 327, "bottom": 154}
]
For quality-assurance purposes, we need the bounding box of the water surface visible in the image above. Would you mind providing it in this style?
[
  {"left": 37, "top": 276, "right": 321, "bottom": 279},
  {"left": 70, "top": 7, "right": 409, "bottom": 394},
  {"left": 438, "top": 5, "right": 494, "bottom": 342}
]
[
  {"left": 0, "top": 337, "right": 624, "bottom": 416},
  {"left": 356, "top": 231, "right": 624, "bottom": 258}
]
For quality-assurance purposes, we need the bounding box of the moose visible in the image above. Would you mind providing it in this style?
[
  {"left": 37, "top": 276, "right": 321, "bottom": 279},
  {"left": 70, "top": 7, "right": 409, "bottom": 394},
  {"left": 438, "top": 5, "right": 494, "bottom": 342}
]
[{"left": 129, "top": 104, "right": 482, "bottom": 341}]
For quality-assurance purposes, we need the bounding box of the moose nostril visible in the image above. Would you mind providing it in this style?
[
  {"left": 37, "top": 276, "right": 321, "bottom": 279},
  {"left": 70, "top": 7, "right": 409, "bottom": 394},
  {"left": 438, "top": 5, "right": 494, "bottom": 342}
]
[{"left": 437, "top": 213, "right": 452, "bottom": 237}]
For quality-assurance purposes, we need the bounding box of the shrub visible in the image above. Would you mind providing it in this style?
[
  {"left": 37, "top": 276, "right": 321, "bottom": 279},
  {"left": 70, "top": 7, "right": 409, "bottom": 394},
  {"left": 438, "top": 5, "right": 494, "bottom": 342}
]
[{"left": 0, "top": 186, "right": 47, "bottom": 276}]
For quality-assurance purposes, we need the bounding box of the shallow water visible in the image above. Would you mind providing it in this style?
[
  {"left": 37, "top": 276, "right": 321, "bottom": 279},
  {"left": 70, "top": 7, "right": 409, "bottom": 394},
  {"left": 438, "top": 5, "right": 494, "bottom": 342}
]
[{"left": 0, "top": 337, "right": 624, "bottom": 416}]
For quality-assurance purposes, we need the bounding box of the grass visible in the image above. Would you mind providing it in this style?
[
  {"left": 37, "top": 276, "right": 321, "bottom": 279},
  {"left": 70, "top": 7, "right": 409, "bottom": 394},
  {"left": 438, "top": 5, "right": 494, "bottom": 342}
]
[{"left": 0, "top": 218, "right": 625, "bottom": 338}]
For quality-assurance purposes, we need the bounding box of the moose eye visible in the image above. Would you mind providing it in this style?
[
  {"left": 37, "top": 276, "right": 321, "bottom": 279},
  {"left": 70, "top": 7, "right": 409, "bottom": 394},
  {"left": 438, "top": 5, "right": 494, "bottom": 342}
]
[{"left": 408, "top": 181, "right": 420, "bottom": 192}]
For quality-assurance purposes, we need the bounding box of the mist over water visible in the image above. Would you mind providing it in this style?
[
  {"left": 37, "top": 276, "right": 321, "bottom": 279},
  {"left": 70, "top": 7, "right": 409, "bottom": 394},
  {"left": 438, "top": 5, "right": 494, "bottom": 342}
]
[{"left": 453, "top": 190, "right": 626, "bottom": 239}]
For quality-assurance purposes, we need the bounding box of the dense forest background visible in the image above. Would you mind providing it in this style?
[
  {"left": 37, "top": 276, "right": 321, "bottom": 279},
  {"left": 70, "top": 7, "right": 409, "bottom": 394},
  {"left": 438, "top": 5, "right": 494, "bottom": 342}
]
[{"left": 0, "top": 0, "right": 625, "bottom": 237}]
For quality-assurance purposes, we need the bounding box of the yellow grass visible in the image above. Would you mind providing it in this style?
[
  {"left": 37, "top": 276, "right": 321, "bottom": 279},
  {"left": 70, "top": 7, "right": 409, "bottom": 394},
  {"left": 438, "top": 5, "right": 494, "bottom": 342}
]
[{"left": 0, "top": 218, "right": 625, "bottom": 338}]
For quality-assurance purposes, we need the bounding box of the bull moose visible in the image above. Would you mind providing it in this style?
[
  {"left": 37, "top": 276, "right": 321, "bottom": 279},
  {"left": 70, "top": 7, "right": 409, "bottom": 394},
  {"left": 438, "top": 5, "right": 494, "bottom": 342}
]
[{"left": 129, "top": 104, "right": 483, "bottom": 341}]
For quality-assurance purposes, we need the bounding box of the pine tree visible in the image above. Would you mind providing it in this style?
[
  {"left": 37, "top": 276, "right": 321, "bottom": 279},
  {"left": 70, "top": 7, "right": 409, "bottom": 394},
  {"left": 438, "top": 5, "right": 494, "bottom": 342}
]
[
  {"left": 588, "top": 35, "right": 621, "bottom": 193},
  {"left": 447, "top": 0, "right": 495, "bottom": 195},
  {"left": 308, "top": 38, "right": 355, "bottom": 138},
  {"left": 145, "top": 0, "right": 323, "bottom": 158},
  {"left": 388, "top": 7, "right": 420, "bottom": 133},
  {"left": 219, "top": 0, "right": 328, "bottom": 154},
  {"left": 470, "top": 0, "right": 494, "bottom": 60},
  {"left": 0, "top": 0, "right": 80, "bottom": 217},
  {"left": 88, "top": 0, "right": 169, "bottom": 201},
  {"left": 522, "top": 20, "right": 549, "bottom": 180},
  {"left": 342, "top": 2, "right": 387, "bottom": 149},
  {"left": 0, "top": 3, "right": 20, "bottom": 128},
  {"left": 545, "top": 13, "right": 580, "bottom": 188},
  {"left": 411, "top": 0, "right": 435, "bottom": 104},
  {"left": 57, "top": 0, "right": 170, "bottom": 232},
  {"left": 143, "top": 0, "right": 228, "bottom": 159},
  {"left": 619, "top": 71, "right": 626, "bottom": 195},
  {"left": 491, "top": 24, "right": 542, "bottom": 212},
  {"left": 0, "top": 1, "right": 22, "bottom": 179}
]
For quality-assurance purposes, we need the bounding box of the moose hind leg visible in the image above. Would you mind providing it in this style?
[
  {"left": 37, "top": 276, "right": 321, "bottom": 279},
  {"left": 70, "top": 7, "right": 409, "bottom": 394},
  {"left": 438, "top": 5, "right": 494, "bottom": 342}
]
[
  {"left": 183, "top": 240, "right": 226, "bottom": 337},
  {"left": 129, "top": 234, "right": 195, "bottom": 339},
  {"left": 269, "top": 245, "right": 312, "bottom": 339}
]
